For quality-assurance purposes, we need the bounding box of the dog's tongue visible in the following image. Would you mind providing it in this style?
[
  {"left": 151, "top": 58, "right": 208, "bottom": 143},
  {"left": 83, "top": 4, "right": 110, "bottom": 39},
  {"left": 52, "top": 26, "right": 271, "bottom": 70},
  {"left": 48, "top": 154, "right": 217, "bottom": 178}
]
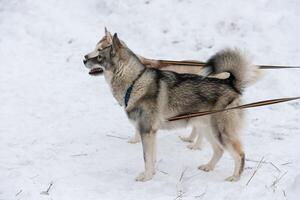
[{"left": 89, "top": 68, "right": 103, "bottom": 75}]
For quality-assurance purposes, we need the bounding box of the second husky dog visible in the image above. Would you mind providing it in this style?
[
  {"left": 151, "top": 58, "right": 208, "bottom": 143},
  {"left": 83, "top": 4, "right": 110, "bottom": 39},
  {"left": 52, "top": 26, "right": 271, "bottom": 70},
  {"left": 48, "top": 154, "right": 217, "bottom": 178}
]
[{"left": 84, "top": 33, "right": 260, "bottom": 182}]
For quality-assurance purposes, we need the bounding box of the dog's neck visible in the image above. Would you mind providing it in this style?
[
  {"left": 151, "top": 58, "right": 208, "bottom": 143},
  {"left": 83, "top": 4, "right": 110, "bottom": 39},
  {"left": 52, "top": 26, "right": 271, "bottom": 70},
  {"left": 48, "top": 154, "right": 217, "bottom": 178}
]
[{"left": 105, "top": 55, "right": 145, "bottom": 106}]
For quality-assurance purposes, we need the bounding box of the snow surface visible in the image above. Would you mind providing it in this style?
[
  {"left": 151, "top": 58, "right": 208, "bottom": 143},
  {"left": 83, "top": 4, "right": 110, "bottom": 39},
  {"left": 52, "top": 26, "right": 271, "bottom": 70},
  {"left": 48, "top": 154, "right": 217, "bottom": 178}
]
[{"left": 1, "top": 0, "right": 300, "bottom": 199}]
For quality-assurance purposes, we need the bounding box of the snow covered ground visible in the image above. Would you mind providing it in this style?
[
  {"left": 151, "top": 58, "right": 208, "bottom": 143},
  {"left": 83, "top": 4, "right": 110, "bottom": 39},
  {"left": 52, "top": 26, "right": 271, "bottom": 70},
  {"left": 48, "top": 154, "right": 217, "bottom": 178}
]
[{"left": 1, "top": 0, "right": 300, "bottom": 199}]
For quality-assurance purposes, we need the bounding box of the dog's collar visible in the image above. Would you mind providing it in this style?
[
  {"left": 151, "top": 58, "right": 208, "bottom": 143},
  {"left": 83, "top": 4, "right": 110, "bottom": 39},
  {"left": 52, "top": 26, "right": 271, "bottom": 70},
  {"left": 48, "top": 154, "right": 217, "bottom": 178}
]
[{"left": 124, "top": 68, "right": 146, "bottom": 108}]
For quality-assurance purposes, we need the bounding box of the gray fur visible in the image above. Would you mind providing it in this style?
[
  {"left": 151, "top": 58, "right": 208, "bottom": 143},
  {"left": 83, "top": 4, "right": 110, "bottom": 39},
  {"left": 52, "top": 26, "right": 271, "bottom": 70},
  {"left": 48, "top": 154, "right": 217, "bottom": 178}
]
[
  {"left": 205, "top": 48, "right": 261, "bottom": 92},
  {"left": 83, "top": 33, "right": 258, "bottom": 182}
]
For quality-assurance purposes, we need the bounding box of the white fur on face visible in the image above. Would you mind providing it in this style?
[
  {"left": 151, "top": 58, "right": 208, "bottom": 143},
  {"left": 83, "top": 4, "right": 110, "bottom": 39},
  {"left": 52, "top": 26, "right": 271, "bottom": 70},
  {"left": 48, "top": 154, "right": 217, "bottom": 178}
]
[{"left": 84, "top": 60, "right": 102, "bottom": 70}]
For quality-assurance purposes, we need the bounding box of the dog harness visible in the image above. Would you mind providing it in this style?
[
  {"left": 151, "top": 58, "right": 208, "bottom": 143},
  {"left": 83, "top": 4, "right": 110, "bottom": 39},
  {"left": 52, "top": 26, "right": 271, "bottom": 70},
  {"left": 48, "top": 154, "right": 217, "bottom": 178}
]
[{"left": 124, "top": 68, "right": 146, "bottom": 108}]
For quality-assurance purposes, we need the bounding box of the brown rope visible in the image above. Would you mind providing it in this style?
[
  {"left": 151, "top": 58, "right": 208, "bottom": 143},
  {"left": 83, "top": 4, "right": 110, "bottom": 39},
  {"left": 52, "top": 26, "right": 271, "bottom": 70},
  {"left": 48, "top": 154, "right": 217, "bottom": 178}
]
[
  {"left": 168, "top": 97, "right": 300, "bottom": 121},
  {"left": 259, "top": 65, "right": 300, "bottom": 69},
  {"left": 158, "top": 60, "right": 206, "bottom": 67},
  {"left": 158, "top": 59, "right": 300, "bottom": 69}
]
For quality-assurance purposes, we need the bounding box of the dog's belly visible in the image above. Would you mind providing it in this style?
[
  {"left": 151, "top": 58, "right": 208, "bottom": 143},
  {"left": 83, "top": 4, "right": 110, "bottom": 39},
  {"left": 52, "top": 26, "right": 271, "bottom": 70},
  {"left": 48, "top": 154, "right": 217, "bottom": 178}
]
[
  {"left": 157, "top": 120, "right": 188, "bottom": 130},
  {"left": 155, "top": 114, "right": 210, "bottom": 131}
]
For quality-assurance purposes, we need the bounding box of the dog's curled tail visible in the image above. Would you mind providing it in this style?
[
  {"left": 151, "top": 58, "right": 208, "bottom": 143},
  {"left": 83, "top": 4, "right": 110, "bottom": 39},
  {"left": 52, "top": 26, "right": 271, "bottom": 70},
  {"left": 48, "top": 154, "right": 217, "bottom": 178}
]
[{"left": 205, "top": 48, "right": 262, "bottom": 93}]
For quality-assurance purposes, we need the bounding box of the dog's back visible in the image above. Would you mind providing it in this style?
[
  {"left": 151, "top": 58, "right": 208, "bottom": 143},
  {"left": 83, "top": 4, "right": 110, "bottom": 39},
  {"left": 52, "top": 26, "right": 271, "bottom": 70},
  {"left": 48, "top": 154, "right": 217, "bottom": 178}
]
[{"left": 152, "top": 70, "right": 238, "bottom": 116}]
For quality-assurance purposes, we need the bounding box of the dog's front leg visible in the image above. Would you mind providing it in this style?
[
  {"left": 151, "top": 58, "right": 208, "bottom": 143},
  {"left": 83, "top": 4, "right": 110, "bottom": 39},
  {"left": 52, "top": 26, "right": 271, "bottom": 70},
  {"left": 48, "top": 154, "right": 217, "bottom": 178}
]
[{"left": 135, "top": 131, "right": 156, "bottom": 182}]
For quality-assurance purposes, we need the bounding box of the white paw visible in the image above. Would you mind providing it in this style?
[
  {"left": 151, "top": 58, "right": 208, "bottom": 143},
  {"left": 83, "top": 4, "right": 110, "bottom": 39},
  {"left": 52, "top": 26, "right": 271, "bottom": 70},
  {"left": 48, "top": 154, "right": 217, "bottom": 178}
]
[
  {"left": 179, "top": 136, "right": 193, "bottom": 143},
  {"left": 225, "top": 175, "right": 240, "bottom": 182},
  {"left": 135, "top": 172, "right": 153, "bottom": 182},
  {"left": 198, "top": 164, "right": 214, "bottom": 172},
  {"left": 187, "top": 143, "right": 201, "bottom": 150},
  {"left": 127, "top": 137, "right": 141, "bottom": 144}
]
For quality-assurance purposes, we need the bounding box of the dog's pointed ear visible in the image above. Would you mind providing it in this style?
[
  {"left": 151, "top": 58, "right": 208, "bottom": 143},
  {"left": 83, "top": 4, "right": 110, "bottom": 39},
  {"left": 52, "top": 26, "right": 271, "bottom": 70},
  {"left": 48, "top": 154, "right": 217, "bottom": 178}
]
[
  {"left": 112, "top": 33, "right": 123, "bottom": 50},
  {"left": 104, "top": 27, "right": 113, "bottom": 42}
]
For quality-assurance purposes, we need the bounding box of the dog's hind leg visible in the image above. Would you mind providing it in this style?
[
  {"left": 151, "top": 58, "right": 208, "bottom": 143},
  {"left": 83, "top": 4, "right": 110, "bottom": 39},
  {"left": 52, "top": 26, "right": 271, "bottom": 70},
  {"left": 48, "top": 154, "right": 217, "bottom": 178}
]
[
  {"left": 187, "top": 124, "right": 206, "bottom": 150},
  {"left": 128, "top": 129, "right": 141, "bottom": 143},
  {"left": 210, "top": 110, "right": 245, "bottom": 181},
  {"left": 187, "top": 132, "right": 203, "bottom": 150},
  {"left": 198, "top": 139, "right": 223, "bottom": 172},
  {"left": 218, "top": 106, "right": 245, "bottom": 181},
  {"left": 179, "top": 127, "right": 198, "bottom": 143},
  {"left": 135, "top": 131, "right": 156, "bottom": 182},
  {"left": 224, "top": 138, "right": 245, "bottom": 182},
  {"left": 198, "top": 125, "right": 224, "bottom": 171}
]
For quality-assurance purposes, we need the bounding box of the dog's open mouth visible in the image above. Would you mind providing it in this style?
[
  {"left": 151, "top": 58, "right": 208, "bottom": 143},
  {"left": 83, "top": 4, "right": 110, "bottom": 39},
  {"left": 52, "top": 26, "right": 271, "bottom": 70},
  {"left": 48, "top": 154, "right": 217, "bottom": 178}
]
[{"left": 89, "top": 68, "right": 103, "bottom": 75}]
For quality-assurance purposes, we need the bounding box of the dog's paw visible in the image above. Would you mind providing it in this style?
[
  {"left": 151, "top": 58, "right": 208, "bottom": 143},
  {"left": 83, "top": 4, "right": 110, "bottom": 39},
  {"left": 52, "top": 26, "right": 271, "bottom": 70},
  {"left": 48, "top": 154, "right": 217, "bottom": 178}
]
[
  {"left": 179, "top": 136, "right": 193, "bottom": 143},
  {"left": 127, "top": 137, "right": 141, "bottom": 144},
  {"left": 225, "top": 175, "right": 240, "bottom": 182},
  {"left": 198, "top": 164, "right": 214, "bottom": 172},
  {"left": 135, "top": 172, "right": 153, "bottom": 182},
  {"left": 187, "top": 143, "right": 201, "bottom": 150}
]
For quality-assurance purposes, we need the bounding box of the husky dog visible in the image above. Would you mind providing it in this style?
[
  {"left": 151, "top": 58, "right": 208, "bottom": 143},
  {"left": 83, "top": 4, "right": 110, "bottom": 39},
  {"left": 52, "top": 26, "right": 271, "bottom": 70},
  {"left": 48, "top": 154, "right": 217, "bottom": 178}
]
[
  {"left": 89, "top": 28, "right": 228, "bottom": 149},
  {"left": 83, "top": 33, "right": 260, "bottom": 182}
]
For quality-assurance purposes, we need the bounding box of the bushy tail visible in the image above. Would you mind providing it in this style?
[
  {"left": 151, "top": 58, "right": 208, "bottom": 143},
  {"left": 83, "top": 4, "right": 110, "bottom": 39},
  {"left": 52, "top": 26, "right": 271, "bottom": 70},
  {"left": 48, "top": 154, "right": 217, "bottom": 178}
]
[{"left": 205, "top": 48, "right": 262, "bottom": 93}]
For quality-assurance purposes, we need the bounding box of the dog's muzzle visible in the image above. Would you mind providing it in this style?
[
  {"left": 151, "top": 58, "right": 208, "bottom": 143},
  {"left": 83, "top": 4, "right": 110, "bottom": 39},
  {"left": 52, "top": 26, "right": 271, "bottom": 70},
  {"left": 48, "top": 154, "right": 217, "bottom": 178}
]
[{"left": 83, "top": 55, "right": 104, "bottom": 76}]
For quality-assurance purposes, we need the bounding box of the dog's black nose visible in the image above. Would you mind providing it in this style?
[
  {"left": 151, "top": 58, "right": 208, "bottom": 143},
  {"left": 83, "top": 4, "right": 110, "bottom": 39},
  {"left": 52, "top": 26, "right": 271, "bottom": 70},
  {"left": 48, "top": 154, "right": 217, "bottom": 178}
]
[
  {"left": 83, "top": 59, "right": 87, "bottom": 64},
  {"left": 84, "top": 55, "right": 89, "bottom": 60}
]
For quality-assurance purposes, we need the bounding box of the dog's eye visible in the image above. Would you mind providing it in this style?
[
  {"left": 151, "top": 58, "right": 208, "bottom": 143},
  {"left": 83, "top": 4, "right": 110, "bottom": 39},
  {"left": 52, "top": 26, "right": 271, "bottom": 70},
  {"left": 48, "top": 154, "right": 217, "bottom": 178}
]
[{"left": 97, "top": 55, "right": 102, "bottom": 61}]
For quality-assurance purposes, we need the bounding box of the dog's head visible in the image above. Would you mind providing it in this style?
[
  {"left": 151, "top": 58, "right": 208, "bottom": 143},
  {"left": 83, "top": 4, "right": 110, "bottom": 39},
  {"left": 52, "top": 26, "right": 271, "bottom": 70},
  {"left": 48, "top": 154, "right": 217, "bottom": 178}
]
[
  {"left": 83, "top": 28, "right": 128, "bottom": 75},
  {"left": 83, "top": 31, "right": 127, "bottom": 74}
]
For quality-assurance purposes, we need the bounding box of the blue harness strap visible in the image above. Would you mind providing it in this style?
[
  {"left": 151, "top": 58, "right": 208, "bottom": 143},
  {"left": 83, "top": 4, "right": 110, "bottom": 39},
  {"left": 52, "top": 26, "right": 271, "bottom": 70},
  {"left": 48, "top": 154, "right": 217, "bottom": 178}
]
[
  {"left": 124, "top": 85, "right": 133, "bottom": 107},
  {"left": 123, "top": 68, "right": 146, "bottom": 108}
]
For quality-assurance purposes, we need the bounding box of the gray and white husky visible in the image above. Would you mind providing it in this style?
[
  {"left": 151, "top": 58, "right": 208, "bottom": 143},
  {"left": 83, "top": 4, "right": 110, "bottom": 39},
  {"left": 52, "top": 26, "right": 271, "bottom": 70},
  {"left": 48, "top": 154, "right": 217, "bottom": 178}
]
[
  {"left": 83, "top": 33, "right": 260, "bottom": 182},
  {"left": 89, "top": 28, "right": 229, "bottom": 149}
]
